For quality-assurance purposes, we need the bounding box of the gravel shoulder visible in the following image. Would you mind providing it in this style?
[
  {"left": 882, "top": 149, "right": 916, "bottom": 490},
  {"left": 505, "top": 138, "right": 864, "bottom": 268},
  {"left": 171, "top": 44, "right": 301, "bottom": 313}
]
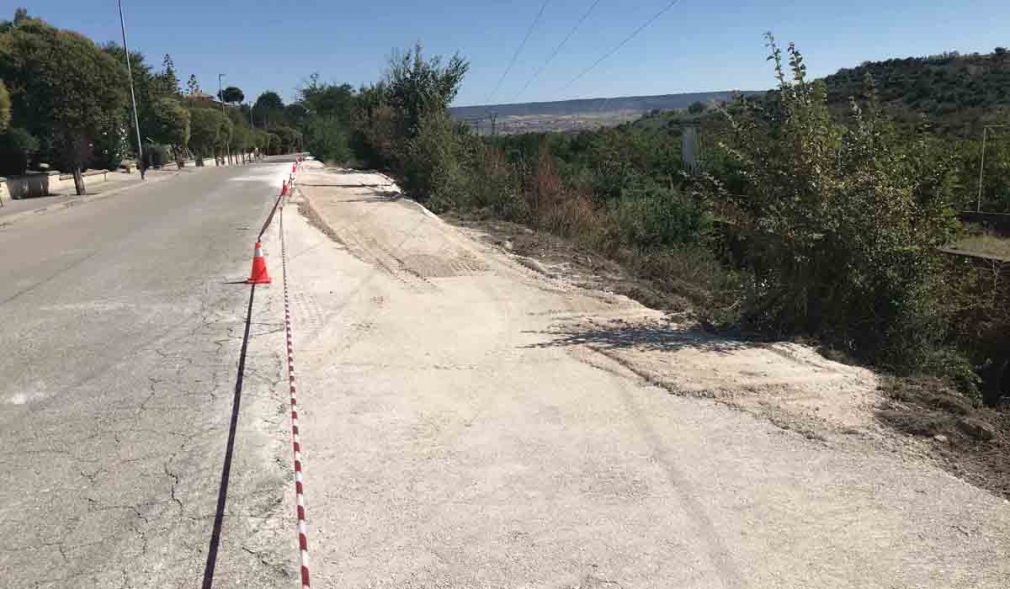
[{"left": 286, "top": 163, "right": 1010, "bottom": 588}]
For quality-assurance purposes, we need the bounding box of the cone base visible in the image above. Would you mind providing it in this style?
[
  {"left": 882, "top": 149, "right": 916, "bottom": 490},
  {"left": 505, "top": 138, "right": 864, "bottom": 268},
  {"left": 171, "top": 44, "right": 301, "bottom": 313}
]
[{"left": 247, "top": 257, "right": 272, "bottom": 284}]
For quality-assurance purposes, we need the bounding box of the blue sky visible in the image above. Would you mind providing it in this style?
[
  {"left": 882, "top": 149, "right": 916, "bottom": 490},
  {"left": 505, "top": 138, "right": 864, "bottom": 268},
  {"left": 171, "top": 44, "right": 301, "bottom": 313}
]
[{"left": 17, "top": 0, "right": 1010, "bottom": 107}]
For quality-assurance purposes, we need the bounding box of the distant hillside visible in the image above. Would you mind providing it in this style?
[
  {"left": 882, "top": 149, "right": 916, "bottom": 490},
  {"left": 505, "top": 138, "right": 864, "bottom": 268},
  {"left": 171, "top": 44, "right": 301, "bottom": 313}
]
[
  {"left": 450, "top": 91, "right": 757, "bottom": 120},
  {"left": 822, "top": 48, "right": 1010, "bottom": 137}
]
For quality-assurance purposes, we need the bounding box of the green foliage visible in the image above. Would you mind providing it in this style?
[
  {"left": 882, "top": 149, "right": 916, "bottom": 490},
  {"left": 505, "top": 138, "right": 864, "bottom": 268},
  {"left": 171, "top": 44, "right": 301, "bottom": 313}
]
[
  {"left": 821, "top": 48, "right": 1010, "bottom": 138},
  {"left": 300, "top": 76, "right": 355, "bottom": 125},
  {"left": 253, "top": 91, "right": 284, "bottom": 126},
  {"left": 304, "top": 116, "right": 352, "bottom": 163},
  {"left": 187, "top": 107, "right": 225, "bottom": 157},
  {"left": 230, "top": 122, "right": 251, "bottom": 154},
  {"left": 255, "top": 91, "right": 284, "bottom": 110},
  {"left": 216, "top": 115, "right": 233, "bottom": 153},
  {"left": 349, "top": 82, "right": 397, "bottom": 169},
  {"left": 0, "top": 15, "right": 128, "bottom": 180},
  {"left": 0, "top": 79, "right": 9, "bottom": 131},
  {"left": 219, "top": 86, "right": 244, "bottom": 104},
  {"left": 252, "top": 129, "right": 272, "bottom": 152},
  {"left": 285, "top": 103, "right": 308, "bottom": 126},
  {"left": 156, "top": 54, "right": 178, "bottom": 96},
  {"left": 265, "top": 132, "right": 280, "bottom": 154},
  {"left": 704, "top": 35, "right": 960, "bottom": 371},
  {"left": 402, "top": 109, "right": 470, "bottom": 202},
  {"left": 151, "top": 97, "right": 190, "bottom": 149},
  {"left": 266, "top": 125, "right": 301, "bottom": 154},
  {"left": 92, "top": 124, "right": 128, "bottom": 171},
  {"left": 142, "top": 143, "right": 172, "bottom": 168},
  {"left": 385, "top": 43, "right": 469, "bottom": 139},
  {"left": 612, "top": 180, "right": 711, "bottom": 249},
  {"left": 0, "top": 126, "right": 37, "bottom": 174},
  {"left": 688, "top": 101, "right": 706, "bottom": 114}
]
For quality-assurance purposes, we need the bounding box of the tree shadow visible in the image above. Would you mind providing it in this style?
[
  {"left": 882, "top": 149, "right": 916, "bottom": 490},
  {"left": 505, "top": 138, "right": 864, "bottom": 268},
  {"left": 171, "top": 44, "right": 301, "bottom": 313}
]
[
  {"left": 527, "top": 322, "right": 758, "bottom": 355},
  {"left": 298, "top": 183, "right": 392, "bottom": 188},
  {"left": 341, "top": 191, "right": 403, "bottom": 203}
]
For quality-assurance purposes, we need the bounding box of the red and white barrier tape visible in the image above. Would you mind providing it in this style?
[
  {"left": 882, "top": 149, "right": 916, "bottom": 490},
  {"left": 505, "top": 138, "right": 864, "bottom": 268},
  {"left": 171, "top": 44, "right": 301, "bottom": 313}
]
[{"left": 279, "top": 200, "right": 310, "bottom": 589}]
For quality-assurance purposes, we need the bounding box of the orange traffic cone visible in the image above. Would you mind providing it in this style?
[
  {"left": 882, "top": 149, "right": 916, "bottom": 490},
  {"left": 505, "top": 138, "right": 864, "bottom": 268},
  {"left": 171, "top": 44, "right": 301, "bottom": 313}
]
[
  {"left": 292, "top": 162, "right": 297, "bottom": 173},
  {"left": 247, "top": 241, "right": 272, "bottom": 284},
  {"left": 281, "top": 180, "right": 288, "bottom": 196}
]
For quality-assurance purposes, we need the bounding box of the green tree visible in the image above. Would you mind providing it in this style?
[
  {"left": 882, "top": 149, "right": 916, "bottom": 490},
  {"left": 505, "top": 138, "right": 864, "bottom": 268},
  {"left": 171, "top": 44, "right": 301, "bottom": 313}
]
[
  {"left": 704, "top": 35, "right": 959, "bottom": 371},
  {"left": 386, "top": 43, "right": 469, "bottom": 138},
  {"left": 153, "top": 54, "right": 180, "bottom": 97},
  {"left": 230, "top": 122, "right": 252, "bottom": 162},
  {"left": 216, "top": 114, "right": 233, "bottom": 161},
  {"left": 688, "top": 101, "right": 706, "bottom": 114},
  {"left": 269, "top": 125, "right": 302, "bottom": 154},
  {"left": 253, "top": 90, "right": 284, "bottom": 126},
  {"left": 0, "top": 15, "right": 128, "bottom": 193},
  {"left": 305, "top": 116, "right": 352, "bottom": 163},
  {"left": 299, "top": 76, "right": 355, "bottom": 124},
  {"left": 102, "top": 44, "right": 156, "bottom": 157},
  {"left": 264, "top": 132, "right": 281, "bottom": 155},
  {"left": 0, "top": 126, "right": 38, "bottom": 175},
  {"left": 285, "top": 102, "right": 308, "bottom": 126},
  {"left": 151, "top": 97, "right": 190, "bottom": 164},
  {"left": 188, "top": 107, "right": 223, "bottom": 163},
  {"left": 219, "top": 85, "right": 244, "bottom": 104},
  {"left": 186, "top": 74, "right": 200, "bottom": 96}
]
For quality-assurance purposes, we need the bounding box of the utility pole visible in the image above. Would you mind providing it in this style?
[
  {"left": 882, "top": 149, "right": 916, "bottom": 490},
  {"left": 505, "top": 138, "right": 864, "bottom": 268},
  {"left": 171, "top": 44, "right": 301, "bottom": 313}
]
[
  {"left": 117, "top": 0, "right": 144, "bottom": 179},
  {"left": 978, "top": 125, "right": 1009, "bottom": 212}
]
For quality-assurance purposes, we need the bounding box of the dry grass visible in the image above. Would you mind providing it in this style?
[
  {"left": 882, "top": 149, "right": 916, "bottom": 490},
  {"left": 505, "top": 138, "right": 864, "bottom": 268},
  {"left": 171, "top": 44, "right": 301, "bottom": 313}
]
[{"left": 946, "top": 233, "right": 1010, "bottom": 260}]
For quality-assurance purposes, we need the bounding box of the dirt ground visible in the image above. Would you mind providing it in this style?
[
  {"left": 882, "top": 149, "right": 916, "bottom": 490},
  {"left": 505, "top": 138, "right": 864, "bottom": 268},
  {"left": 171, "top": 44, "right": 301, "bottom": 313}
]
[
  {"left": 446, "top": 209, "right": 1010, "bottom": 502},
  {"left": 271, "top": 162, "right": 1010, "bottom": 588}
]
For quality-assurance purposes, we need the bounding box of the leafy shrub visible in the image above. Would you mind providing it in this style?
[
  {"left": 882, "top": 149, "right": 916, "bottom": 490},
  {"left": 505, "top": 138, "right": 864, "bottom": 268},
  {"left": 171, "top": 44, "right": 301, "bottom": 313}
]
[
  {"left": 91, "top": 123, "right": 128, "bottom": 171},
  {"left": 142, "top": 143, "right": 171, "bottom": 168},
  {"left": 611, "top": 180, "right": 710, "bottom": 249},
  {"left": 305, "top": 116, "right": 352, "bottom": 163},
  {"left": 0, "top": 126, "right": 38, "bottom": 175},
  {"left": 402, "top": 110, "right": 468, "bottom": 203},
  {"left": 705, "top": 35, "right": 961, "bottom": 372}
]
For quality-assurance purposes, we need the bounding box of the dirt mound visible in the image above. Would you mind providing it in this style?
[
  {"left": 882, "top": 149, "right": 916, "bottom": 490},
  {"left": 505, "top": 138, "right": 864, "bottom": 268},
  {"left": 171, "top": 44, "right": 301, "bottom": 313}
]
[{"left": 879, "top": 377, "right": 1010, "bottom": 498}]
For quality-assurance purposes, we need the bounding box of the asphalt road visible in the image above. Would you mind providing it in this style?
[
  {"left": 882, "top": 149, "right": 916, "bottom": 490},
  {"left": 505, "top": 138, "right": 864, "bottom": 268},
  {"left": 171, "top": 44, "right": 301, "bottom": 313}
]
[{"left": 0, "top": 161, "right": 297, "bottom": 588}]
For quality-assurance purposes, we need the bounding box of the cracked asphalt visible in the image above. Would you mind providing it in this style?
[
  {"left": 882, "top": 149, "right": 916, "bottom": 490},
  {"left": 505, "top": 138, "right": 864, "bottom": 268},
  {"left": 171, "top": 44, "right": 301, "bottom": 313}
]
[{"left": 0, "top": 161, "right": 298, "bottom": 588}]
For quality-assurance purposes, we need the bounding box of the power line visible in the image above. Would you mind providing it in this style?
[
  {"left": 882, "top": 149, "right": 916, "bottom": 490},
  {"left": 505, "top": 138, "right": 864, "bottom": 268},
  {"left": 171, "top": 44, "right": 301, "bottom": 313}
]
[
  {"left": 561, "top": 0, "right": 685, "bottom": 93},
  {"left": 484, "top": 0, "right": 552, "bottom": 105},
  {"left": 510, "top": 0, "right": 604, "bottom": 103}
]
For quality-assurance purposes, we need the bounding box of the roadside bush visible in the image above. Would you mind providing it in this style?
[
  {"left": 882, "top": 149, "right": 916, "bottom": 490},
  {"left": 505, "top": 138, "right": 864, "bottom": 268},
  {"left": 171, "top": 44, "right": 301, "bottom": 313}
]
[
  {"left": 611, "top": 180, "right": 711, "bottom": 249},
  {"left": 465, "top": 142, "right": 527, "bottom": 221},
  {"left": 402, "top": 110, "right": 467, "bottom": 201},
  {"left": 91, "top": 124, "right": 128, "bottom": 171},
  {"left": 704, "top": 36, "right": 961, "bottom": 372},
  {"left": 142, "top": 143, "right": 171, "bottom": 168},
  {"left": 305, "top": 115, "right": 352, "bottom": 163},
  {"left": 0, "top": 126, "right": 38, "bottom": 175}
]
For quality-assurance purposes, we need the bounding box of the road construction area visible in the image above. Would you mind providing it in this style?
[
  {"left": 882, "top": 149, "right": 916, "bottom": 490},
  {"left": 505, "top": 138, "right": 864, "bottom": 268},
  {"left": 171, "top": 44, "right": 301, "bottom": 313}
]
[{"left": 1, "top": 158, "right": 1009, "bottom": 588}]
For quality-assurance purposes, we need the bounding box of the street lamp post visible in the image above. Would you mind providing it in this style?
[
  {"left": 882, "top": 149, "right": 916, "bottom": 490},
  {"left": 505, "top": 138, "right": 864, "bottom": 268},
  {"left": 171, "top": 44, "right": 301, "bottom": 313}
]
[{"left": 117, "top": 0, "right": 144, "bottom": 179}]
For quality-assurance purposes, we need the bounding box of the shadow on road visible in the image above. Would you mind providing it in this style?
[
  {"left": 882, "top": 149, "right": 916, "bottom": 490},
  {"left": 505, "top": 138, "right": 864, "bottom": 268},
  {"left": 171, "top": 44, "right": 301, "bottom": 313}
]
[
  {"left": 297, "top": 182, "right": 393, "bottom": 188},
  {"left": 201, "top": 283, "right": 256, "bottom": 589}
]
